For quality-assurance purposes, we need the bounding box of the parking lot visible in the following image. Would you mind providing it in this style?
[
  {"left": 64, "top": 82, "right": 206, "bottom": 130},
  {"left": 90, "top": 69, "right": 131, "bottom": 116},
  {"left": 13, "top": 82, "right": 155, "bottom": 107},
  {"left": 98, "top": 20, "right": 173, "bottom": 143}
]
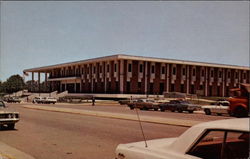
[{"left": 0, "top": 102, "right": 233, "bottom": 159}]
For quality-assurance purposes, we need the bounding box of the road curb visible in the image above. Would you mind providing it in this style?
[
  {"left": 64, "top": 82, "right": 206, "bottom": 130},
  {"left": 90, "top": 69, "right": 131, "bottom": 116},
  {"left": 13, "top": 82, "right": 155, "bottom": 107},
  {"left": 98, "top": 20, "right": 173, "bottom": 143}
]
[
  {"left": 23, "top": 105, "right": 201, "bottom": 127},
  {"left": 0, "top": 141, "right": 35, "bottom": 159}
]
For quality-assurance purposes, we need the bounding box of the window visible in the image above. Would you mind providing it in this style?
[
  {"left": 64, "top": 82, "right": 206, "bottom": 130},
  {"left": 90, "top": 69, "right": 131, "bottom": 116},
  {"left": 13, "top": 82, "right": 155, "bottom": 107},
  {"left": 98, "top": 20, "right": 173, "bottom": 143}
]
[
  {"left": 161, "top": 67, "right": 165, "bottom": 74},
  {"left": 171, "top": 84, "right": 175, "bottom": 92},
  {"left": 228, "top": 71, "right": 231, "bottom": 78},
  {"left": 182, "top": 68, "right": 186, "bottom": 76},
  {"left": 211, "top": 70, "right": 214, "bottom": 77},
  {"left": 151, "top": 65, "right": 155, "bottom": 74},
  {"left": 139, "top": 64, "right": 143, "bottom": 73},
  {"left": 99, "top": 66, "right": 102, "bottom": 73},
  {"left": 201, "top": 69, "right": 205, "bottom": 77},
  {"left": 114, "top": 64, "right": 117, "bottom": 72},
  {"left": 188, "top": 130, "right": 249, "bottom": 159},
  {"left": 181, "top": 84, "right": 185, "bottom": 93},
  {"left": 243, "top": 73, "right": 246, "bottom": 79},
  {"left": 235, "top": 72, "right": 238, "bottom": 78},
  {"left": 93, "top": 67, "right": 96, "bottom": 74},
  {"left": 172, "top": 67, "right": 176, "bottom": 75},
  {"left": 160, "top": 83, "right": 164, "bottom": 94},
  {"left": 219, "top": 71, "right": 222, "bottom": 78},
  {"left": 138, "top": 82, "right": 141, "bottom": 89},
  {"left": 126, "top": 82, "right": 130, "bottom": 93},
  {"left": 107, "top": 64, "right": 110, "bottom": 72},
  {"left": 193, "top": 68, "right": 196, "bottom": 76},
  {"left": 128, "top": 64, "right": 132, "bottom": 72}
]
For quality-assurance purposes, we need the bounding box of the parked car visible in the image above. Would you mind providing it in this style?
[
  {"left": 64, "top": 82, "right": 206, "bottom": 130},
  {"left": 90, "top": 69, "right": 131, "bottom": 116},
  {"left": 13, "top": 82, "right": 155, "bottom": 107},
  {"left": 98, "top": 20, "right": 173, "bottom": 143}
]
[
  {"left": 33, "top": 97, "right": 57, "bottom": 104},
  {"left": 159, "top": 100, "right": 200, "bottom": 113},
  {"left": 120, "top": 99, "right": 140, "bottom": 105},
  {"left": 32, "top": 97, "right": 43, "bottom": 104},
  {"left": 115, "top": 118, "right": 249, "bottom": 159},
  {"left": 0, "top": 100, "right": 19, "bottom": 129},
  {"left": 5, "top": 97, "right": 21, "bottom": 103},
  {"left": 127, "top": 99, "right": 159, "bottom": 111},
  {"left": 202, "top": 100, "right": 230, "bottom": 115}
]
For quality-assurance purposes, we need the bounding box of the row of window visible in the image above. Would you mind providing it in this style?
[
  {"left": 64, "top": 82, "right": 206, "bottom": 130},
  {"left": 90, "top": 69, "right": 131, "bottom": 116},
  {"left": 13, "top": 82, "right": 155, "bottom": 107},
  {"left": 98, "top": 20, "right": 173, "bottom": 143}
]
[{"left": 55, "top": 64, "right": 248, "bottom": 80}]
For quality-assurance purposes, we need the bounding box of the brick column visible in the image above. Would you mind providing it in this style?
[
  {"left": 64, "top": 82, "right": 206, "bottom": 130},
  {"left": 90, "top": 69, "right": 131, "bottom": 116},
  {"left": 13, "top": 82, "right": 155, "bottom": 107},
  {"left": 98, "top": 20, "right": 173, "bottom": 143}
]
[
  {"left": 119, "top": 60, "right": 124, "bottom": 93},
  {"left": 144, "top": 61, "right": 148, "bottom": 94},
  {"left": 186, "top": 65, "right": 190, "bottom": 94},
  {"left": 205, "top": 67, "right": 208, "bottom": 96},
  {"left": 166, "top": 63, "right": 169, "bottom": 93},
  {"left": 222, "top": 68, "right": 225, "bottom": 97}
]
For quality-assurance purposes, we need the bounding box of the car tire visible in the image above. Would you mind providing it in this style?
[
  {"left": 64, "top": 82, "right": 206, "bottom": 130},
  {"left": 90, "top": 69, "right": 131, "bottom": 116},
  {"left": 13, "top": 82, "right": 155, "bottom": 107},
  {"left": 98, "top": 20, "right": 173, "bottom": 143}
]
[
  {"left": 205, "top": 109, "right": 211, "bottom": 115},
  {"left": 234, "top": 107, "right": 248, "bottom": 118},
  {"left": 188, "top": 110, "right": 194, "bottom": 113},
  {"left": 177, "top": 109, "right": 183, "bottom": 113},
  {"left": 7, "top": 124, "right": 15, "bottom": 130},
  {"left": 129, "top": 107, "right": 134, "bottom": 110},
  {"left": 160, "top": 108, "right": 165, "bottom": 112},
  {"left": 154, "top": 108, "right": 158, "bottom": 111}
]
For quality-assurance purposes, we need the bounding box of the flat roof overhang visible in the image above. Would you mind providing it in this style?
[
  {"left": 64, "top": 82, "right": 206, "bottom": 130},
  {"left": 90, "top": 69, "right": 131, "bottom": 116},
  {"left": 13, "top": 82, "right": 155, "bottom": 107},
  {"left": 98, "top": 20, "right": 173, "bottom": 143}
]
[
  {"left": 47, "top": 77, "right": 81, "bottom": 82},
  {"left": 23, "top": 54, "right": 250, "bottom": 73}
]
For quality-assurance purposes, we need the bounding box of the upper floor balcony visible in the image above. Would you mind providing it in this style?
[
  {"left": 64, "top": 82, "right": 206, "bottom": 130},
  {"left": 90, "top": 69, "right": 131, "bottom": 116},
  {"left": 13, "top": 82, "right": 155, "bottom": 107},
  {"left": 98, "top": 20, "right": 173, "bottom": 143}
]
[{"left": 48, "top": 74, "right": 81, "bottom": 81}]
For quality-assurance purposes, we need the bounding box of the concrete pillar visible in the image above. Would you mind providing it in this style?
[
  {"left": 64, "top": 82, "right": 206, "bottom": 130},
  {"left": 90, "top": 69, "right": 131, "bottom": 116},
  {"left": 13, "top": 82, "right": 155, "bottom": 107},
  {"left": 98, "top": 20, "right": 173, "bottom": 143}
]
[
  {"left": 80, "top": 80, "right": 82, "bottom": 93},
  {"left": 38, "top": 72, "right": 41, "bottom": 96},
  {"left": 31, "top": 72, "right": 34, "bottom": 92},
  {"left": 45, "top": 73, "right": 48, "bottom": 92},
  {"left": 60, "top": 83, "right": 62, "bottom": 92},
  {"left": 186, "top": 65, "right": 190, "bottom": 94},
  {"left": 119, "top": 60, "right": 124, "bottom": 93},
  {"left": 38, "top": 72, "right": 41, "bottom": 93},
  {"left": 74, "top": 80, "right": 77, "bottom": 93},
  {"left": 166, "top": 63, "right": 169, "bottom": 93},
  {"left": 65, "top": 81, "right": 67, "bottom": 91}
]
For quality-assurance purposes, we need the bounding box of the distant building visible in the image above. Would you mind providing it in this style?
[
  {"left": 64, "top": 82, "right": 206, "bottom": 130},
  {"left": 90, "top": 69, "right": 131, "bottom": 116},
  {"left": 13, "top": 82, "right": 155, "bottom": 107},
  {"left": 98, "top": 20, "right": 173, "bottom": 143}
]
[{"left": 23, "top": 54, "right": 250, "bottom": 97}]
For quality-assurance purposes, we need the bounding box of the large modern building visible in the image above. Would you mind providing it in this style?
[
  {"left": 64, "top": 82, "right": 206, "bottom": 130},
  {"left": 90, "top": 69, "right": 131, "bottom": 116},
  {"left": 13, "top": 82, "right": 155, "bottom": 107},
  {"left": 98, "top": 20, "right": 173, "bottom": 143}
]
[{"left": 23, "top": 54, "right": 250, "bottom": 97}]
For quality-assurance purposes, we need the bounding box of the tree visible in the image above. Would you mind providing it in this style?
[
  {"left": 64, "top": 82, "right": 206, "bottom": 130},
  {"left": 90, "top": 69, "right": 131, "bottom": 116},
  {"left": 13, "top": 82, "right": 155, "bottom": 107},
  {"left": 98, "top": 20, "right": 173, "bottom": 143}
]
[{"left": 0, "top": 75, "right": 25, "bottom": 94}]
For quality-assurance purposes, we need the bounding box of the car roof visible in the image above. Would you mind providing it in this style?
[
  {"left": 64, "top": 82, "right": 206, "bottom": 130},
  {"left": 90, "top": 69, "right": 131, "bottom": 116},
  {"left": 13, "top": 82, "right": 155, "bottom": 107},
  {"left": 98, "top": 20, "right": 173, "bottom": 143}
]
[
  {"left": 170, "top": 118, "right": 249, "bottom": 153},
  {"left": 194, "top": 118, "right": 249, "bottom": 131}
]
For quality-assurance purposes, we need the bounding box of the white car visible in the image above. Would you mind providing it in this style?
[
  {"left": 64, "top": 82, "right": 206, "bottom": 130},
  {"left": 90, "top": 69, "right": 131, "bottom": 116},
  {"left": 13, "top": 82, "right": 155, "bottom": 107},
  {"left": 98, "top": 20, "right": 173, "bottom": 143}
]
[
  {"left": 202, "top": 101, "right": 230, "bottom": 115},
  {"left": 115, "top": 118, "right": 249, "bottom": 159},
  {"left": 33, "top": 97, "right": 57, "bottom": 104}
]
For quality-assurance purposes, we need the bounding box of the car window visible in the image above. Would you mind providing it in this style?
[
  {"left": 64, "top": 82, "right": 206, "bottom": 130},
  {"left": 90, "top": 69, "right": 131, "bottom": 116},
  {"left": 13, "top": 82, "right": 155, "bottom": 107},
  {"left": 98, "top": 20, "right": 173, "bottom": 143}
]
[
  {"left": 220, "top": 103, "right": 229, "bottom": 106},
  {"left": 187, "top": 130, "right": 249, "bottom": 159}
]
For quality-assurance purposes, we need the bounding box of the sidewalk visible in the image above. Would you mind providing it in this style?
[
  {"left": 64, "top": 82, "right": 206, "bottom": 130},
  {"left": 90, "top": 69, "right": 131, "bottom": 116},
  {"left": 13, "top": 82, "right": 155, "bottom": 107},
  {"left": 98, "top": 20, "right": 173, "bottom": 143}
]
[
  {"left": 0, "top": 142, "right": 35, "bottom": 159},
  {"left": 23, "top": 105, "right": 202, "bottom": 127}
]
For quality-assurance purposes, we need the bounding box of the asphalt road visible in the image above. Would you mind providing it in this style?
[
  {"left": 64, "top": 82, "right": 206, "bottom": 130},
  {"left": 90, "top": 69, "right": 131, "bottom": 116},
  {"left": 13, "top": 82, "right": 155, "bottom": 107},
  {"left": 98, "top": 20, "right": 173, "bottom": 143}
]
[{"left": 0, "top": 103, "right": 191, "bottom": 159}]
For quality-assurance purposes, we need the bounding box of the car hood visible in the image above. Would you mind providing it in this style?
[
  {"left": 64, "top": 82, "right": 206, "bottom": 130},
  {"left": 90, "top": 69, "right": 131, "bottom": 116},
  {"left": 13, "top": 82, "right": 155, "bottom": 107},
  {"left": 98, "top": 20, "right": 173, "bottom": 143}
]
[
  {"left": 0, "top": 108, "right": 19, "bottom": 114},
  {"left": 116, "top": 138, "right": 178, "bottom": 159}
]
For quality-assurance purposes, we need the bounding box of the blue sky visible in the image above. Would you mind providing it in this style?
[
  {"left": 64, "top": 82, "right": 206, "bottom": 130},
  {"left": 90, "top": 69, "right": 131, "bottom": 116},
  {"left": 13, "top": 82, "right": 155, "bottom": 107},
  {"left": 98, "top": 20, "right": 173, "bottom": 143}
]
[{"left": 0, "top": 1, "right": 249, "bottom": 81}]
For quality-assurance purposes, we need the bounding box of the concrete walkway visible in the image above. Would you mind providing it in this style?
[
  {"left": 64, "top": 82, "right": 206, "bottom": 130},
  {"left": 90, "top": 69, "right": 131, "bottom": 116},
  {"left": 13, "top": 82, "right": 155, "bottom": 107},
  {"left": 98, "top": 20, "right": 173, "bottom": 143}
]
[
  {"left": 23, "top": 105, "right": 202, "bottom": 127},
  {"left": 0, "top": 142, "right": 35, "bottom": 159}
]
